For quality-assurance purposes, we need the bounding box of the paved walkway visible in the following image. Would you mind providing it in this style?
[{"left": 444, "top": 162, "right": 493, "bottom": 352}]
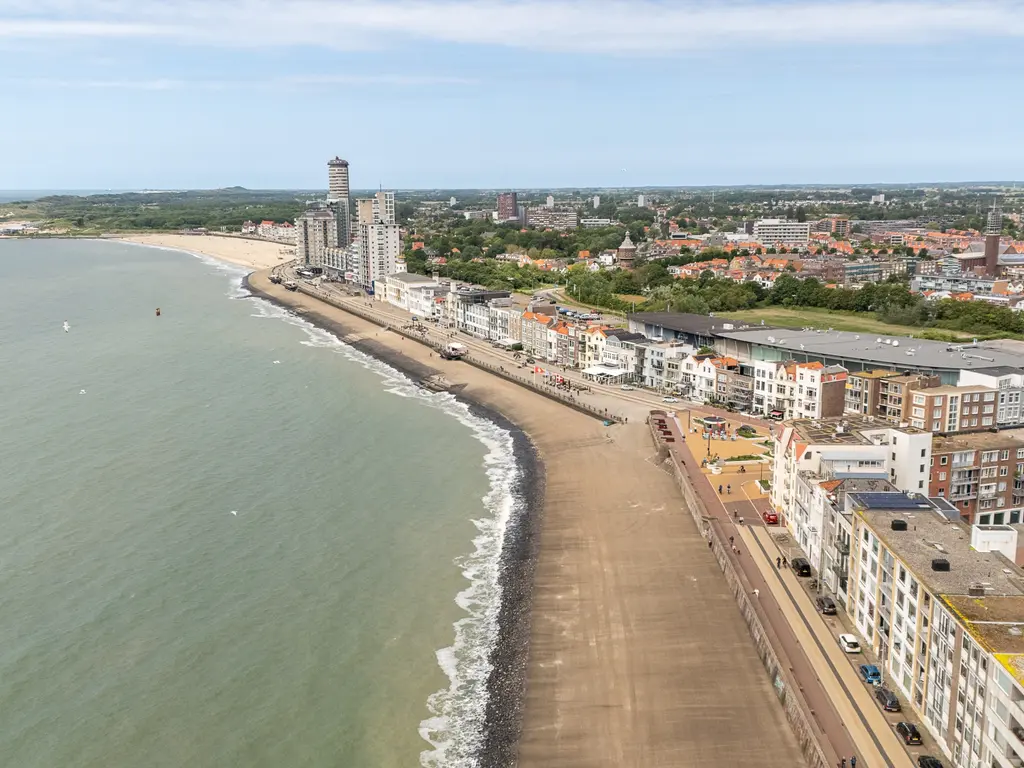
[{"left": 657, "top": 413, "right": 916, "bottom": 768}]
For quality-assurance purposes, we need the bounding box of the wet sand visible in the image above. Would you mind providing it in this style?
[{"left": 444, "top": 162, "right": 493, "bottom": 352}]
[{"left": 246, "top": 270, "right": 805, "bottom": 767}]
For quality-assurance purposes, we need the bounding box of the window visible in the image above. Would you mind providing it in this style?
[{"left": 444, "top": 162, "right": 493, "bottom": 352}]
[
  {"left": 1001, "top": 467, "right": 1009, "bottom": 476},
  {"left": 920, "top": 465, "right": 925, "bottom": 473},
  {"left": 921, "top": 449, "right": 927, "bottom": 458},
  {"left": 919, "top": 480, "right": 925, "bottom": 489},
  {"left": 1003, "top": 450, "right": 1011, "bottom": 461},
  {"left": 983, "top": 451, "right": 999, "bottom": 464},
  {"left": 941, "top": 456, "right": 948, "bottom": 465},
  {"left": 939, "top": 472, "right": 947, "bottom": 481}
]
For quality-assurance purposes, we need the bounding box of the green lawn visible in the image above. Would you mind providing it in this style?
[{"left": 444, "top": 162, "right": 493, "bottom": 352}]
[{"left": 718, "top": 307, "right": 978, "bottom": 341}]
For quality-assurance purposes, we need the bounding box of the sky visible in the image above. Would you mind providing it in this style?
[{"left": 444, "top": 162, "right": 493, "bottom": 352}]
[{"left": 2, "top": 0, "right": 1024, "bottom": 190}]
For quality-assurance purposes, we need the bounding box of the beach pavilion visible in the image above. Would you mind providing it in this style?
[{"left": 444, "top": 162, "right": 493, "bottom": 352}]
[{"left": 581, "top": 363, "right": 632, "bottom": 383}]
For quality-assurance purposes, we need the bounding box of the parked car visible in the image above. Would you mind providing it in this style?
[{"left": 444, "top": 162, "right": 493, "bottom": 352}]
[
  {"left": 917, "top": 756, "right": 944, "bottom": 768},
  {"left": 815, "top": 595, "right": 837, "bottom": 615},
  {"left": 761, "top": 510, "right": 779, "bottom": 525},
  {"left": 858, "top": 664, "right": 881, "bottom": 685},
  {"left": 620, "top": 385, "right": 635, "bottom": 391},
  {"left": 896, "top": 722, "right": 923, "bottom": 745},
  {"left": 790, "top": 557, "right": 811, "bottom": 577},
  {"left": 875, "top": 686, "right": 901, "bottom": 712},
  {"left": 662, "top": 397, "right": 679, "bottom": 403},
  {"left": 839, "top": 633, "right": 862, "bottom": 654}
]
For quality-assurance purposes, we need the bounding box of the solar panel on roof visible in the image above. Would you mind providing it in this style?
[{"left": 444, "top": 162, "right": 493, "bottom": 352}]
[{"left": 851, "top": 492, "right": 932, "bottom": 510}]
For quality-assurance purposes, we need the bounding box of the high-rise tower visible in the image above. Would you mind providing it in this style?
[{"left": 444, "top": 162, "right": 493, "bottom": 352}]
[
  {"left": 327, "top": 157, "right": 351, "bottom": 247},
  {"left": 985, "top": 200, "right": 1003, "bottom": 276}
]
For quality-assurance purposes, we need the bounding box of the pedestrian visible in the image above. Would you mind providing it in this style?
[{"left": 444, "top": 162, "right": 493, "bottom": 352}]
[
  {"left": 850, "top": 757, "right": 856, "bottom": 768},
  {"left": 841, "top": 757, "right": 847, "bottom": 768},
  {"left": 718, "top": 484, "right": 723, "bottom": 495},
  {"left": 776, "top": 556, "right": 781, "bottom": 568},
  {"left": 729, "top": 536, "right": 734, "bottom": 546},
  {"left": 752, "top": 589, "right": 759, "bottom": 598},
  {"left": 708, "top": 540, "right": 713, "bottom": 549},
  {"left": 782, "top": 555, "right": 788, "bottom": 568}
]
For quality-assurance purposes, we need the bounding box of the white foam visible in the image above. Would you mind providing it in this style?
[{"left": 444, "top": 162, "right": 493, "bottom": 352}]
[
  {"left": 244, "top": 292, "right": 521, "bottom": 767},
  {"left": 120, "top": 241, "right": 253, "bottom": 298}
]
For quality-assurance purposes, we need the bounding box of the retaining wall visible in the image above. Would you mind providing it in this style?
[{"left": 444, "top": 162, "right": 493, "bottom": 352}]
[
  {"left": 284, "top": 280, "right": 622, "bottom": 424},
  {"left": 649, "top": 418, "right": 829, "bottom": 768}
]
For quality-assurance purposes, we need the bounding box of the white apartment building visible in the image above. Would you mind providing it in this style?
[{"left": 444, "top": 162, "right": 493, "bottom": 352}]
[
  {"left": 960, "top": 367, "right": 1024, "bottom": 428},
  {"left": 752, "top": 360, "right": 848, "bottom": 420},
  {"left": 640, "top": 341, "right": 694, "bottom": 391},
  {"left": 383, "top": 272, "right": 440, "bottom": 315},
  {"left": 295, "top": 207, "right": 338, "bottom": 268},
  {"left": 845, "top": 498, "right": 1024, "bottom": 768},
  {"left": 752, "top": 218, "right": 811, "bottom": 246},
  {"left": 772, "top": 416, "right": 933, "bottom": 579},
  {"left": 489, "top": 304, "right": 523, "bottom": 343}
]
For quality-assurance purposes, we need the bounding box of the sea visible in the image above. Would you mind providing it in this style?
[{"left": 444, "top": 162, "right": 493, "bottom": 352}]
[{"left": 0, "top": 239, "right": 526, "bottom": 767}]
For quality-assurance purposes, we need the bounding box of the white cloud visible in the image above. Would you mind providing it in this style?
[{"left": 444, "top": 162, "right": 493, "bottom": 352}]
[
  {"left": 3, "top": 0, "right": 1024, "bottom": 53},
  {"left": 7, "top": 74, "right": 477, "bottom": 89}
]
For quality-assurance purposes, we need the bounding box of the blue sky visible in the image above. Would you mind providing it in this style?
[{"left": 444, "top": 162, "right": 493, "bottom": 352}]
[{"left": 2, "top": 0, "right": 1024, "bottom": 190}]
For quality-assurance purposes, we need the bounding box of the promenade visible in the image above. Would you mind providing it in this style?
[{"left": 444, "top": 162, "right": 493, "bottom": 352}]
[
  {"left": 248, "top": 269, "right": 806, "bottom": 767},
  {"left": 654, "top": 410, "right": 918, "bottom": 768}
]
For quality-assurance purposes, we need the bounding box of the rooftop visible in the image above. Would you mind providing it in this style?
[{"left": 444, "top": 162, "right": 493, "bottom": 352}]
[
  {"left": 942, "top": 595, "right": 1024, "bottom": 659},
  {"left": 969, "top": 365, "right": 1024, "bottom": 377},
  {"left": 628, "top": 312, "right": 769, "bottom": 338},
  {"left": 857, "top": 506, "right": 1024, "bottom": 598},
  {"left": 849, "top": 369, "right": 900, "bottom": 380},
  {"left": 390, "top": 272, "right": 437, "bottom": 284},
  {"left": 932, "top": 431, "right": 1024, "bottom": 453},
  {"left": 716, "top": 327, "right": 1024, "bottom": 373},
  {"left": 786, "top": 414, "right": 926, "bottom": 445}
]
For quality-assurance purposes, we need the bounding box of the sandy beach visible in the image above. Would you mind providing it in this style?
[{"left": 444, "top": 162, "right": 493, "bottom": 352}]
[
  {"left": 245, "top": 269, "right": 804, "bottom": 767},
  {"left": 119, "top": 234, "right": 289, "bottom": 270}
]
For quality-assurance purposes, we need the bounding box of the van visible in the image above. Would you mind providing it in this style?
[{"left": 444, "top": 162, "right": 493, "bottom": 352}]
[{"left": 790, "top": 557, "right": 811, "bottom": 577}]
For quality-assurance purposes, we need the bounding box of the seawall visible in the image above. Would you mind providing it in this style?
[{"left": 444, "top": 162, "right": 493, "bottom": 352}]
[{"left": 648, "top": 413, "right": 830, "bottom": 768}]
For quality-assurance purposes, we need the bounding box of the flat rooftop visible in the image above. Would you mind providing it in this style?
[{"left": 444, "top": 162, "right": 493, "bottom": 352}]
[
  {"left": 932, "top": 431, "right": 1023, "bottom": 453},
  {"left": 716, "top": 327, "right": 1024, "bottom": 372},
  {"left": 849, "top": 369, "right": 900, "bottom": 380},
  {"left": 857, "top": 507, "right": 1024, "bottom": 598},
  {"left": 786, "top": 414, "right": 926, "bottom": 445},
  {"left": 627, "top": 312, "right": 770, "bottom": 337},
  {"left": 941, "top": 595, "right": 1024, "bottom": 658}
]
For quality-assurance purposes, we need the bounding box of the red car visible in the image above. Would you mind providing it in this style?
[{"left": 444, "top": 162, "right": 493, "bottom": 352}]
[{"left": 761, "top": 510, "right": 779, "bottom": 525}]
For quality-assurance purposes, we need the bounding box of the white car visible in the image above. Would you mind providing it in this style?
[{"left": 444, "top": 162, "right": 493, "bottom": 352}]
[
  {"left": 620, "top": 385, "right": 635, "bottom": 391},
  {"left": 662, "top": 397, "right": 679, "bottom": 403},
  {"left": 839, "top": 633, "right": 862, "bottom": 654}
]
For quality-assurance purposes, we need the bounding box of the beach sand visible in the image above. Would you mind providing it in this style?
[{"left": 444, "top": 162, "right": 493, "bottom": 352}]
[
  {"left": 119, "top": 234, "right": 288, "bottom": 270},
  {"left": 245, "top": 270, "right": 805, "bottom": 767}
]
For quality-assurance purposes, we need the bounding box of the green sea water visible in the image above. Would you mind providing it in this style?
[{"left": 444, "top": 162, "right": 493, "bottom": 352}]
[{"left": 0, "top": 239, "right": 517, "bottom": 767}]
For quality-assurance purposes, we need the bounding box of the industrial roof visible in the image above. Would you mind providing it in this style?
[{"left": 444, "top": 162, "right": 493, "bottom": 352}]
[
  {"left": 716, "top": 327, "right": 1024, "bottom": 372},
  {"left": 628, "top": 312, "right": 767, "bottom": 337}
]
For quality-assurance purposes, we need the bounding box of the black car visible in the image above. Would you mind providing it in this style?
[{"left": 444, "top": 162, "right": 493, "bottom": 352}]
[
  {"left": 897, "top": 722, "right": 923, "bottom": 745},
  {"left": 875, "top": 686, "right": 901, "bottom": 712},
  {"left": 815, "top": 595, "right": 837, "bottom": 614},
  {"left": 791, "top": 557, "right": 812, "bottom": 577},
  {"left": 917, "top": 757, "right": 944, "bottom": 768}
]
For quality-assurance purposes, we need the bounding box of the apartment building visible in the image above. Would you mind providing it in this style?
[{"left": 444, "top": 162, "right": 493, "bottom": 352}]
[
  {"left": 525, "top": 208, "right": 580, "bottom": 231},
  {"left": 488, "top": 304, "right": 523, "bottom": 343},
  {"left": 497, "top": 192, "right": 518, "bottom": 221},
  {"left": 845, "top": 369, "right": 901, "bottom": 416},
  {"left": 845, "top": 495, "right": 1024, "bottom": 768},
  {"left": 295, "top": 207, "right": 339, "bottom": 268},
  {"left": 753, "top": 360, "right": 847, "bottom": 420},
  {"left": 447, "top": 287, "right": 512, "bottom": 339},
  {"left": 907, "top": 385, "right": 999, "bottom": 433},
  {"left": 772, "top": 416, "right": 933, "bottom": 574},
  {"left": 960, "top": 367, "right": 1024, "bottom": 428},
  {"left": 752, "top": 218, "right": 811, "bottom": 246},
  {"left": 548, "top": 322, "right": 579, "bottom": 367},
  {"left": 638, "top": 341, "right": 696, "bottom": 391},
  {"left": 383, "top": 272, "right": 441, "bottom": 316},
  {"left": 877, "top": 373, "right": 943, "bottom": 424},
  {"left": 520, "top": 311, "right": 554, "bottom": 359},
  {"left": 929, "top": 432, "right": 1024, "bottom": 525},
  {"left": 603, "top": 332, "right": 648, "bottom": 382}
]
